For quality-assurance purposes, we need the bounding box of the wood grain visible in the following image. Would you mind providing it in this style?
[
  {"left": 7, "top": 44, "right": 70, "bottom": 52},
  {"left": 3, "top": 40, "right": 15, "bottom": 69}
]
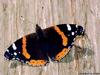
[{"left": 0, "top": 0, "right": 100, "bottom": 75}]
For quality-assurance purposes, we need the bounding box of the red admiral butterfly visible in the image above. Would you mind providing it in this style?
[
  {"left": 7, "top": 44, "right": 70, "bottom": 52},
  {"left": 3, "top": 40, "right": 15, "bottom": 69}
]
[{"left": 4, "top": 24, "right": 85, "bottom": 66}]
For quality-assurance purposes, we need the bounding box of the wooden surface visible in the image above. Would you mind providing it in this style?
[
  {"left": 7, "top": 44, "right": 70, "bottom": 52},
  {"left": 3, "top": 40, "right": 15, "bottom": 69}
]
[{"left": 0, "top": 0, "right": 100, "bottom": 75}]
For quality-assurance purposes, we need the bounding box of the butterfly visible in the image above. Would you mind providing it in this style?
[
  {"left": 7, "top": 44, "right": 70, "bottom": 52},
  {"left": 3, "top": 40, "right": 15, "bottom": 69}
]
[{"left": 4, "top": 24, "right": 85, "bottom": 66}]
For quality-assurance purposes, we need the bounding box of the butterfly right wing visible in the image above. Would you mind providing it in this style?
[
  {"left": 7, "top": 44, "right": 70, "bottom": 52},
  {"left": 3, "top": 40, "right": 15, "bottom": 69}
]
[{"left": 44, "top": 24, "right": 77, "bottom": 61}]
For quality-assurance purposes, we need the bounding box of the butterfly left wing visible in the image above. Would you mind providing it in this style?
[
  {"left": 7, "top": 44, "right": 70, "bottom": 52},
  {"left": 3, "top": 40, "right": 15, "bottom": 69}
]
[{"left": 4, "top": 32, "right": 49, "bottom": 66}]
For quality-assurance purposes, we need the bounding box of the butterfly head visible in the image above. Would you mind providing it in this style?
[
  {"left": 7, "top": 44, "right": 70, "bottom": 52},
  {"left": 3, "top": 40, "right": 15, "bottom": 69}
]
[{"left": 77, "top": 26, "right": 85, "bottom": 36}]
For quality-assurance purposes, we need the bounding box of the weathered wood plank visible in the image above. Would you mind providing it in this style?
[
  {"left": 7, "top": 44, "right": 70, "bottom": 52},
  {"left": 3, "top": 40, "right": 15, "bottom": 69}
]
[{"left": 0, "top": 0, "right": 100, "bottom": 75}]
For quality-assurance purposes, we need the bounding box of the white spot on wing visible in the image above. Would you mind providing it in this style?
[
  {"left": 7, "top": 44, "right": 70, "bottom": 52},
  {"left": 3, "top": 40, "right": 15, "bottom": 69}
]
[
  {"left": 11, "top": 54, "right": 13, "bottom": 55},
  {"left": 12, "top": 43, "right": 17, "bottom": 50},
  {"left": 71, "top": 32, "right": 74, "bottom": 35},
  {"left": 76, "top": 25, "right": 78, "bottom": 28},
  {"left": 75, "top": 31, "right": 77, "bottom": 33},
  {"left": 14, "top": 52, "right": 17, "bottom": 56},
  {"left": 16, "top": 58, "right": 19, "bottom": 60},
  {"left": 67, "top": 24, "right": 71, "bottom": 31},
  {"left": 6, "top": 49, "right": 9, "bottom": 52}
]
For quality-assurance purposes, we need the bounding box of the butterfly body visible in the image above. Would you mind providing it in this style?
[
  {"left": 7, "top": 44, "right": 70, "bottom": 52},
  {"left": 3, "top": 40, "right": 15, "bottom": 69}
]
[{"left": 4, "top": 24, "right": 84, "bottom": 66}]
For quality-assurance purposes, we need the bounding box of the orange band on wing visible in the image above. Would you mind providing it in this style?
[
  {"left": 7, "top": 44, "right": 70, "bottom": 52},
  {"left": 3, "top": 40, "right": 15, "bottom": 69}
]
[
  {"left": 28, "top": 60, "right": 47, "bottom": 66},
  {"left": 55, "top": 48, "right": 69, "bottom": 61},
  {"left": 54, "top": 26, "right": 68, "bottom": 46},
  {"left": 22, "top": 37, "right": 31, "bottom": 59}
]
